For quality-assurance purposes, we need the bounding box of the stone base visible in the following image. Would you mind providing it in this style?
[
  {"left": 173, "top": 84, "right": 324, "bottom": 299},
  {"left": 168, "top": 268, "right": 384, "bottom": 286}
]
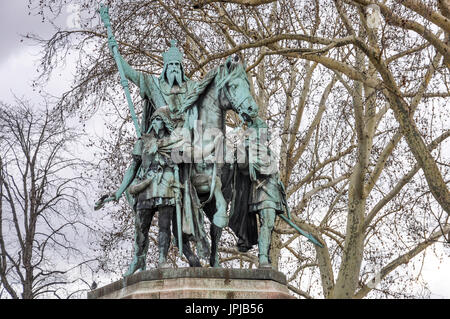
[{"left": 87, "top": 268, "right": 295, "bottom": 299}]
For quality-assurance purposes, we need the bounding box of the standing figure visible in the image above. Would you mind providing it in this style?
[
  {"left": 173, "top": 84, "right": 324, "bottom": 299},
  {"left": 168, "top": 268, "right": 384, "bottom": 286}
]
[
  {"left": 113, "top": 107, "right": 200, "bottom": 275},
  {"left": 248, "top": 170, "right": 285, "bottom": 269},
  {"left": 229, "top": 117, "right": 287, "bottom": 269}
]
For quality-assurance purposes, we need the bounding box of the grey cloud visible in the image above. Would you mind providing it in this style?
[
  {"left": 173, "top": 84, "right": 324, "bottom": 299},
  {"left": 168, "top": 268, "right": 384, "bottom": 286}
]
[{"left": 0, "top": 1, "right": 68, "bottom": 62}]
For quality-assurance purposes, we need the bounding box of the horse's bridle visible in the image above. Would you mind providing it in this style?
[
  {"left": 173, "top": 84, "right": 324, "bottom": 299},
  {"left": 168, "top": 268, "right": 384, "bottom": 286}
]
[{"left": 220, "top": 80, "right": 253, "bottom": 122}]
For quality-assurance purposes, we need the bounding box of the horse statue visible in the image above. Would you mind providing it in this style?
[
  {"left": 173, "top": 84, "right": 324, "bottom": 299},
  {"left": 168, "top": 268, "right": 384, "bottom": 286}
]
[
  {"left": 173, "top": 55, "right": 259, "bottom": 267},
  {"left": 96, "top": 6, "right": 322, "bottom": 273}
]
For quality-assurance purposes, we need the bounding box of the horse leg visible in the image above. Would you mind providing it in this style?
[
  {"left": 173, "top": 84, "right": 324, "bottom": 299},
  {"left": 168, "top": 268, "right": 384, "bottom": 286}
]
[
  {"left": 171, "top": 212, "right": 202, "bottom": 267},
  {"left": 210, "top": 223, "right": 223, "bottom": 268},
  {"left": 212, "top": 177, "right": 229, "bottom": 228},
  {"left": 183, "top": 235, "right": 202, "bottom": 267}
]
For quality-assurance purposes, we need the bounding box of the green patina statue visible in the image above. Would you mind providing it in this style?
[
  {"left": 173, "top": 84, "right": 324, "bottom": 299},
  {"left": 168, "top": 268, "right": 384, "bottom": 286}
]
[
  {"left": 121, "top": 107, "right": 202, "bottom": 273},
  {"left": 228, "top": 118, "right": 285, "bottom": 268},
  {"left": 116, "top": 39, "right": 195, "bottom": 130},
  {"left": 246, "top": 119, "right": 285, "bottom": 268},
  {"left": 229, "top": 118, "right": 324, "bottom": 268},
  {"left": 96, "top": 4, "right": 323, "bottom": 274}
]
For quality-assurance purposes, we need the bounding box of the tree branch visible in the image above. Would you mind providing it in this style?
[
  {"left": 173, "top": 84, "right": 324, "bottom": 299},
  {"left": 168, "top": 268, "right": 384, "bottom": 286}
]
[{"left": 354, "top": 225, "right": 450, "bottom": 298}]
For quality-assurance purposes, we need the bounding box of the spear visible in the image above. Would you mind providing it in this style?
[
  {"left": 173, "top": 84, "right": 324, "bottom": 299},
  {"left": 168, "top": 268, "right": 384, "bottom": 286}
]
[
  {"left": 94, "top": 5, "right": 141, "bottom": 211},
  {"left": 99, "top": 4, "right": 141, "bottom": 138}
]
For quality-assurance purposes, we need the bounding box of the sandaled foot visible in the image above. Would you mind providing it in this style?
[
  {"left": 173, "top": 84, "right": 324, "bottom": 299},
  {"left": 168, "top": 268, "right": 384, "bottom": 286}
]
[{"left": 124, "top": 256, "right": 146, "bottom": 277}]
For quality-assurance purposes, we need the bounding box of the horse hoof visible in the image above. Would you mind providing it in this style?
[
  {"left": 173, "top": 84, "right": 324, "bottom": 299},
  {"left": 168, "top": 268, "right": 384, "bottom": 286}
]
[
  {"left": 209, "top": 257, "right": 222, "bottom": 268},
  {"left": 188, "top": 257, "right": 202, "bottom": 267},
  {"left": 158, "top": 262, "right": 171, "bottom": 269},
  {"left": 213, "top": 213, "right": 228, "bottom": 228},
  {"left": 258, "top": 262, "right": 273, "bottom": 269}
]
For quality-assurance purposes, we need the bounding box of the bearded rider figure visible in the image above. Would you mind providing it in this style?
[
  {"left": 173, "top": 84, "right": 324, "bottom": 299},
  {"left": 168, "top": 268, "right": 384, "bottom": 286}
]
[
  {"left": 113, "top": 39, "right": 197, "bottom": 131},
  {"left": 99, "top": 39, "right": 233, "bottom": 272}
]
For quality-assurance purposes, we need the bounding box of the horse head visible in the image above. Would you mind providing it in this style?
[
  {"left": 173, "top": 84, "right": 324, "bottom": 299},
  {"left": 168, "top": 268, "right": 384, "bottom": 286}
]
[{"left": 217, "top": 55, "right": 259, "bottom": 123}]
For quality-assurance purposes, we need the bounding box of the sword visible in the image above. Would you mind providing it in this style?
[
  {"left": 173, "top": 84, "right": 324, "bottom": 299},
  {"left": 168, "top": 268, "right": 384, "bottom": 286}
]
[
  {"left": 173, "top": 165, "right": 183, "bottom": 257},
  {"left": 279, "top": 214, "right": 324, "bottom": 248},
  {"left": 99, "top": 4, "right": 141, "bottom": 138},
  {"left": 278, "top": 179, "right": 323, "bottom": 247}
]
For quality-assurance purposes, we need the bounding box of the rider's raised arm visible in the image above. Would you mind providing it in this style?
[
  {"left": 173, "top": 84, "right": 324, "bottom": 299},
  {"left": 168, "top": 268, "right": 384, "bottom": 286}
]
[
  {"left": 107, "top": 35, "right": 141, "bottom": 87},
  {"left": 117, "top": 54, "right": 141, "bottom": 87},
  {"left": 113, "top": 51, "right": 163, "bottom": 110}
]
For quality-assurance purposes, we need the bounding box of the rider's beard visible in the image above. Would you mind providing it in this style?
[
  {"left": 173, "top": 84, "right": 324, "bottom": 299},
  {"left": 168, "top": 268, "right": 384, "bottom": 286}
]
[{"left": 167, "top": 70, "right": 183, "bottom": 88}]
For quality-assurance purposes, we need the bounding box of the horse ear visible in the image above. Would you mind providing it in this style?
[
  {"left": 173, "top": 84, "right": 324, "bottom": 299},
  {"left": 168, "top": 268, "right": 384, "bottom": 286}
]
[{"left": 226, "top": 56, "right": 233, "bottom": 70}]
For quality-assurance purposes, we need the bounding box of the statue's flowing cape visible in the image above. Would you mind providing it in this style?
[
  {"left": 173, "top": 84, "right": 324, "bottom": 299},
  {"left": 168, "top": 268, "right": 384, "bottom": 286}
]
[{"left": 228, "top": 164, "right": 258, "bottom": 252}]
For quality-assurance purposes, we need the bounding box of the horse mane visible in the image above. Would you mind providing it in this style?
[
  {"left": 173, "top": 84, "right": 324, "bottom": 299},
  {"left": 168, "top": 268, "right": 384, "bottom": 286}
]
[
  {"left": 178, "top": 66, "right": 218, "bottom": 112},
  {"left": 215, "top": 59, "right": 249, "bottom": 92},
  {"left": 179, "top": 58, "right": 248, "bottom": 113}
]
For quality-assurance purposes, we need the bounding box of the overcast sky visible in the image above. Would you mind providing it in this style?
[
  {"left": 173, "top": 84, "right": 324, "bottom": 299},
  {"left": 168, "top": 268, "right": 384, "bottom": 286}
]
[
  {"left": 0, "top": 1, "right": 74, "bottom": 105},
  {"left": 0, "top": 0, "right": 448, "bottom": 299},
  {"left": 0, "top": 1, "right": 52, "bottom": 62}
]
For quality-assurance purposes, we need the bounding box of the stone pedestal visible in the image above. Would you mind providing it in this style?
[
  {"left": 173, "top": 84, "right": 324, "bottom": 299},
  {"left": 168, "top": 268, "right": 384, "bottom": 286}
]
[{"left": 87, "top": 268, "right": 295, "bottom": 299}]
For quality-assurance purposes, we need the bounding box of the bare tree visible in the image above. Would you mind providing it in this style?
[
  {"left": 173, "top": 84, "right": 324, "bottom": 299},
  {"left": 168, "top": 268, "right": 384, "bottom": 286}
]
[
  {"left": 0, "top": 99, "right": 94, "bottom": 299},
  {"left": 27, "top": 0, "right": 450, "bottom": 298}
]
